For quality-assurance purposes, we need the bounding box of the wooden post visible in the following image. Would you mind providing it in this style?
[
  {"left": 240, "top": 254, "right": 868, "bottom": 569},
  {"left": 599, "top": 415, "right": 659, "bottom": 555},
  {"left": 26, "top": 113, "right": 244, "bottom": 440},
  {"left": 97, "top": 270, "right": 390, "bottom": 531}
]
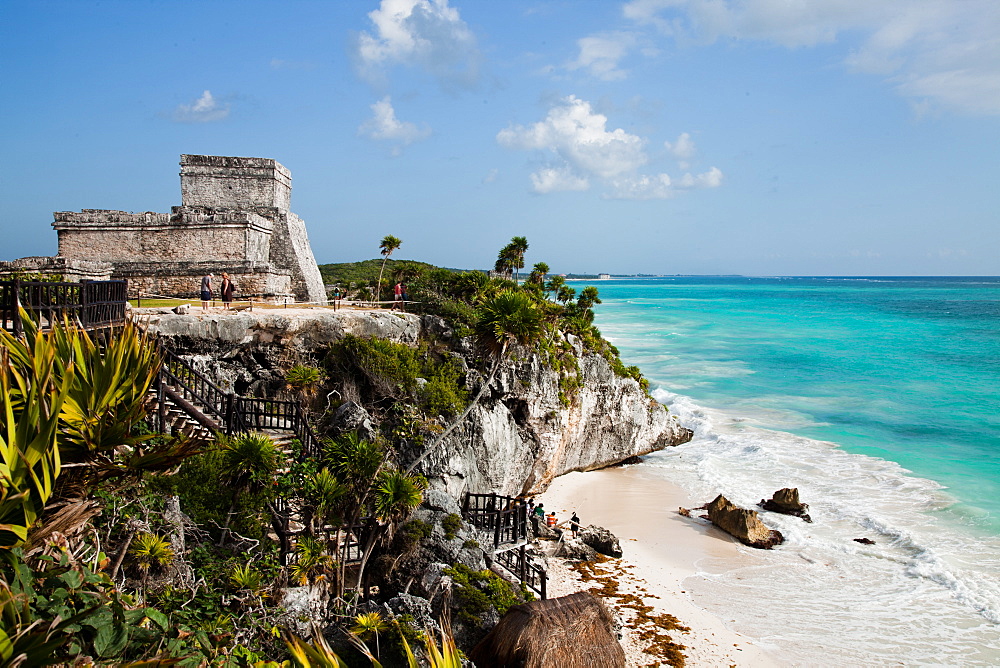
[
  {"left": 12, "top": 278, "right": 22, "bottom": 339},
  {"left": 225, "top": 393, "right": 235, "bottom": 435},
  {"left": 518, "top": 545, "right": 528, "bottom": 582}
]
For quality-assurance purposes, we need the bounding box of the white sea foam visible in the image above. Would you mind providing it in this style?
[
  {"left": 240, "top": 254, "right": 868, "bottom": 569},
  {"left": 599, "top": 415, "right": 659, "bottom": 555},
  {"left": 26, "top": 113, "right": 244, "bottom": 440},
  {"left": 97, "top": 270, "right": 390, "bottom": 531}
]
[{"left": 650, "top": 387, "right": 1000, "bottom": 664}]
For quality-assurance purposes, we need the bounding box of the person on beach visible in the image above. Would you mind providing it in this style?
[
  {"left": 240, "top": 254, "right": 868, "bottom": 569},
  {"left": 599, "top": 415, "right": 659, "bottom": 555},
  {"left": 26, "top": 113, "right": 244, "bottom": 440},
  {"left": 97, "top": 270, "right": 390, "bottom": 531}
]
[
  {"left": 220, "top": 273, "right": 234, "bottom": 309},
  {"left": 200, "top": 273, "right": 213, "bottom": 311},
  {"left": 570, "top": 512, "right": 580, "bottom": 538},
  {"left": 546, "top": 512, "right": 557, "bottom": 528},
  {"left": 534, "top": 503, "right": 545, "bottom": 518},
  {"left": 527, "top": 498, "right": 535, "bottom": 515}
]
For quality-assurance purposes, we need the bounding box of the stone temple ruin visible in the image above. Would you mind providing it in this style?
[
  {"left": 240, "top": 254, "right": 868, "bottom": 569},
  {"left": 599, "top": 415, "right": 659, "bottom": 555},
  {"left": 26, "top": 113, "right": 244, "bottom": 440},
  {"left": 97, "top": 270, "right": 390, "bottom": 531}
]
[{"left": 5, "top": 155, "right": 326, "bottom": 304}]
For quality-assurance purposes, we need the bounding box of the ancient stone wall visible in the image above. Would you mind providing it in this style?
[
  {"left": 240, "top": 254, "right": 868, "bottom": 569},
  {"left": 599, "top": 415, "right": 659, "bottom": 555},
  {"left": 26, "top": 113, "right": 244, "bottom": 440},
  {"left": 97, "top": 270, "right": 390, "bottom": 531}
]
[
  {"left": 47, "top": 154, "right": 326, "bottom": 304},
  {"left": 0, "top": 256, "right": 112, "bottom": 282},
  {"left": 54, "top": 209, "right": 273, "bottom": 263},
  {"left": 180, "top": 155, "right": 292, "bottom": 211},
  {"left": 114, "top": 261, "right": 291, "bottom": 300},
  {"left": 269, "top": 212, "right": 326, "bottom": 303}
]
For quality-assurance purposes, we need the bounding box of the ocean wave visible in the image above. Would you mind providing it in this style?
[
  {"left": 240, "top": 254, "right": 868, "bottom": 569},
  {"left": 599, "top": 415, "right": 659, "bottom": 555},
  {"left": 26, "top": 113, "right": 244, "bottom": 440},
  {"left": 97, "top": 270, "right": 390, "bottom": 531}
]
[{"left": 648, "top": 386, "right": 1000, "bottom": 660}]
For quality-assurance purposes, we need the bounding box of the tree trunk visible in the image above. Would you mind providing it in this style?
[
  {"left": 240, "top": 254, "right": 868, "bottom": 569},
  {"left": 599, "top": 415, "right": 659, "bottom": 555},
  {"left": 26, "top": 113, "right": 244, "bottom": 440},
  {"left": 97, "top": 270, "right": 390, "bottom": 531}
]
[
  {"left": 353, "top": 521, "right": 384, "bottom": 594},
  {"left": 164, "top": 495, "right": 195, "bottom": 585}
]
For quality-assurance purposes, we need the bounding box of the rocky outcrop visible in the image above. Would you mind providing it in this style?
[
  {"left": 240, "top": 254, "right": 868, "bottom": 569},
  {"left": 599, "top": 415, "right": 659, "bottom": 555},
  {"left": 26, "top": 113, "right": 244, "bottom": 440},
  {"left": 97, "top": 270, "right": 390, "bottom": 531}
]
[
  {"left": 705, "top": 495, "right": 784, "bottom": 549},
  {"left": 759, "top": 487, "right": 812, "bottom": 522},
  {"left": 580, "top": 525, "right": 623, "bottom": 558},
  {"left": 138, "top": 309, "right": 691, "bottom": 498},
  {"left": 138, "top": 308, "right": 420, "bottom": 351},
  {"left": 421, "top": 332, "right": 692, "bottom": 497}
]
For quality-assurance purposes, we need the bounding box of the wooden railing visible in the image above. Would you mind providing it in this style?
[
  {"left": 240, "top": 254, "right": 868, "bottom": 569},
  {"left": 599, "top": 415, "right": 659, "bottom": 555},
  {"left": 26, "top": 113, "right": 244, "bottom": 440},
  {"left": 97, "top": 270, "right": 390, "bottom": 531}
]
[
  {"left": 494, "top": 545, "right": 547, "bottom": 600},
  {"left": 463, "top": 492, "right": 546, "bottom": 598},
  {"left": 155, "top": 344, "right": 322, "bottom": 459},
  {"left": 463, "top": 493, "right": 529, "bottom": 548},
  {"left": 0, "top": 279, "right": 128, "bottom": 335}
]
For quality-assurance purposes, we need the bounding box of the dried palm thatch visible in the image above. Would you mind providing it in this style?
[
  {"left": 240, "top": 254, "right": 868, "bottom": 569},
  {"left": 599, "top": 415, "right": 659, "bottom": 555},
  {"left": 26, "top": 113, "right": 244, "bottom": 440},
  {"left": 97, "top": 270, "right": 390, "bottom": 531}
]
[{"left": 469, "top": 592, "right": 625, "bottom": 668}]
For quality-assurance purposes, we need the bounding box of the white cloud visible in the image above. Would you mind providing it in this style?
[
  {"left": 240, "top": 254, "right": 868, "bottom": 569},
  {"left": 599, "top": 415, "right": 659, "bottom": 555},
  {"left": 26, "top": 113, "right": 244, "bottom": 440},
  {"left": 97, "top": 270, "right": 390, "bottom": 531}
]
[
  {"left": 172, "top": 90, "right": 229, "bottom": 123},
  {"left": 665, "top": 132, "right": 696, "bottom": 168},
  {"left": 355, "top": 0, "right": 481, "bottom": 90},
  {"left": 677, "top": 166, "right": 723, "bottom": 189},
  {"left": 568, "top": 32, "right": 637, "bottom": 81},
  {"left": 497, "top": 95, "right": 647, "bottom": 179},
  {"left": 608, "top": 173, "right": 673, "bottom": 199},
  {"left": 531, "top": 167, "right": 590, "bottom": 194},
  {"left": 359, "top": 96, "right": 430, "bottom": 153},
  {"left": 622, "top": 0, "right": 1000, "bottom": 115},
  {"left": 498, "top": 95, "right": 722, "bottom": 199}
]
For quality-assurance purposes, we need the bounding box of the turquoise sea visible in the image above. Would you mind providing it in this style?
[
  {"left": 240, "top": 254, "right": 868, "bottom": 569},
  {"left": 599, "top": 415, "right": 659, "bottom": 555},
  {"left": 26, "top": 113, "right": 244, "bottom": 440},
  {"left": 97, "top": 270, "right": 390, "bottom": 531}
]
[{"left": 587, "top": 276, "right": 1000, "bottom": 664}]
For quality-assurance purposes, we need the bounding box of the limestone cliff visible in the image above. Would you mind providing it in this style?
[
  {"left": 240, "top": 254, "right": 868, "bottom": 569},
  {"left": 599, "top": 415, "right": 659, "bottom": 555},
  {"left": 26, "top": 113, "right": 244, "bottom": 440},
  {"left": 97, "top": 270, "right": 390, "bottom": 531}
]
[
  {"left": 139, "top": 308, "right": 691, "bottom": 496},
  {"left": 421, "top": 333, "right": 691, "bottom": 497}
]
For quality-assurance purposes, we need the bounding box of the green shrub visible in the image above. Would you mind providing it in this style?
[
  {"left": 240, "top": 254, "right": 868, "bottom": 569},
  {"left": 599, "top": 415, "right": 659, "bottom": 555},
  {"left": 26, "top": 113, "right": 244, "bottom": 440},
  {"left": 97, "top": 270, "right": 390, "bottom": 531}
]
[
  {"left": 442, "top": 513, "right": 462, "bottom": 540},
  {"left": 444, "top": 563, "right": 527, "bottom": 626},
  {"left": 420, "top": 359, "right": 468, "bottom": 417}
]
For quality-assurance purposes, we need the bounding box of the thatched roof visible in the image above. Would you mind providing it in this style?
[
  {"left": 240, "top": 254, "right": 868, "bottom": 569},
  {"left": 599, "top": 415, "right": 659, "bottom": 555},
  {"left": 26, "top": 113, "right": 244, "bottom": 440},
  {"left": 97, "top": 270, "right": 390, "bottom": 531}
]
[{"left": 469, "top": 592, "right": 625, "bottom": 668}]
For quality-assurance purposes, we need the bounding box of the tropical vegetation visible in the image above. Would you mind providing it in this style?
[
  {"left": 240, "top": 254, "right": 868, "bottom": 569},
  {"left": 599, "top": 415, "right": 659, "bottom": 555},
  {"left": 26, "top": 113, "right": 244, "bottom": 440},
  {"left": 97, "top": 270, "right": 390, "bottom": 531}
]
[{"left": 0, "top": 233, "right": 652, "bottom": 665}]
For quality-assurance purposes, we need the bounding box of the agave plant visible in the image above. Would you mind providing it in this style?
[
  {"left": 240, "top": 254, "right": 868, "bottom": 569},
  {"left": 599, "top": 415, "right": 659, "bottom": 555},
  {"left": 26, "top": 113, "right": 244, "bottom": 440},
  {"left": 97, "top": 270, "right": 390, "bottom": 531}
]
[
  {"left": 285, "top": 365, "right": 323, "bottom": 400},
  {"left": 289, "top": 536, "right": 334, "bottom": 586},
  {"left": 350, "top": 611, "right": 389, "bottom": 661},
  {"left": 129, "top": 532, "right": 174, "bottom": 573},
  {"left": 0, "top": 314, "right": 73, "bottom": 550},
  {"left": 229, "top": 563, "right": 264, "bottom": 593}
]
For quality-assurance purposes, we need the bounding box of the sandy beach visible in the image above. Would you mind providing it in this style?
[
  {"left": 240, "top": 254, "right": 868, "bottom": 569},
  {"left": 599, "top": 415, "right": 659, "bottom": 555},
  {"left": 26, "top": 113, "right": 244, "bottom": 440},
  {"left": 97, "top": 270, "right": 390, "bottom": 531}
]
[{"left": 539, "top": 463, "right": 782, "bottom": 667}]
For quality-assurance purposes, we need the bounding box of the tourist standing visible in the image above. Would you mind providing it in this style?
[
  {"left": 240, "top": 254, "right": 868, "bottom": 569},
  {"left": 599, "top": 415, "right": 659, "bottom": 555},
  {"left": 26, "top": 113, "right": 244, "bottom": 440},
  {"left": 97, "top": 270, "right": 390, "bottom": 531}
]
[
  {"left": 200, "top": 273, "right": 213, "bottom": 311},
  {"left": 393, "top": 282, "right": 403, "bottom": 310},
  {"left": 220, "top": 273, "right": 234, "bottom": 309},
  {"left": 570, "top": 512, "right": 580, "bottom": 538}
]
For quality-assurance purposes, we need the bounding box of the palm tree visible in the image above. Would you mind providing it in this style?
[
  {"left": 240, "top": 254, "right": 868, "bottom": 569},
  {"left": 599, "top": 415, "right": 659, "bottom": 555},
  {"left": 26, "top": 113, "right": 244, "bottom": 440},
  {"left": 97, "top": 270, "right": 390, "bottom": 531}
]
[
  {"left": 527, "top": 262, "right": 549, "bottom": 286},
  {"left": 375, "top": 235, "right": 402, "bottom": 307},
  {"left": 576, "top": 285, "right": 602, "bottom": 322},
  {"left": 217, "top": 432, "right": 281, "bottom": 545},
  {"left": 545, "top": 274, "right": 566, "bottom": 300},
  {"left": 322, "top": 432, "right": 387, "bottom": 596},
  {"left": 354, "top": 468, "right": 426, "bottom": 591},
  {"left": 406, "top": 290, "right": 545, "bottom": 474},
  {"left": 494, "top": 243, "right": 516, "bottom": 280},
  {"left": 508, "top": 236, "right": 529, "bottom": 282}
]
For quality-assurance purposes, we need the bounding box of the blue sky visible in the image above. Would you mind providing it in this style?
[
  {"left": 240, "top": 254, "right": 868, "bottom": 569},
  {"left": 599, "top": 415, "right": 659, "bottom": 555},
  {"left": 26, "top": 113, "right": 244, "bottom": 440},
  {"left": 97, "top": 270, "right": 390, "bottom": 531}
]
[{"left": 2, "top": 0, "right": 999, "bottom": 275}]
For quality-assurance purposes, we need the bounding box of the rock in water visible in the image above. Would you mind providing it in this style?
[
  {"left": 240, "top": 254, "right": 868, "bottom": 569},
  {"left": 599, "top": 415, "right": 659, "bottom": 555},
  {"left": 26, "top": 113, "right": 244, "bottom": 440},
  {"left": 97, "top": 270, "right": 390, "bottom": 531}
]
[
  {"left": 759, "top": 487, "right": 812, "bottom": 522},
  {"left": 854, "top": 537, "right": 876, "bottom": 545},
  {"left": 579, "top": 525, "right": 623, "bottom": 558},
  {"left": 706, "top": 495, "right": 784, "bottom": 549}
]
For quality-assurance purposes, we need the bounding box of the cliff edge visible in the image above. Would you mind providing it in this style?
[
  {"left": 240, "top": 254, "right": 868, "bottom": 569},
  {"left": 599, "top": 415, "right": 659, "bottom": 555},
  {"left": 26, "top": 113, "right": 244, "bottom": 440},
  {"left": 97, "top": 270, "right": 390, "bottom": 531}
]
[{"left": 139, "top": 308, "right": 692, "bottom": 497}]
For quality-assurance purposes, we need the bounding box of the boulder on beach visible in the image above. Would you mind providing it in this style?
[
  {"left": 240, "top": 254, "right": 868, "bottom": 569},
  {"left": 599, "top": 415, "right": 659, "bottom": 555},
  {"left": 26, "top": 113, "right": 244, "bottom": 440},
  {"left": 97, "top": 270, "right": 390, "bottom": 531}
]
[
  {"left": 579, "top": 525, "right": 623, "bottom": 558},
  {"left": 556, "top": 537, "right": 599, "bottom": 561},
  {"left": 469, "top": 592, "right": 625, "bottom": 668},
  {"left": 706, "top": 495, "right": 784, "bottom": 549},
  {"left": 759, "top": 487, "right": 812, "bottom": 522}
]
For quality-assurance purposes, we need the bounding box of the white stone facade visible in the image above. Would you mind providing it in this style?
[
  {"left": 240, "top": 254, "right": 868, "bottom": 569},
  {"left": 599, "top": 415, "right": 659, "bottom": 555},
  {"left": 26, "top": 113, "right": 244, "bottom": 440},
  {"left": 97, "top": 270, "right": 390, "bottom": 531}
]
[{"left": 51, "top": 155, "right": 326, "bottom": 303}]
